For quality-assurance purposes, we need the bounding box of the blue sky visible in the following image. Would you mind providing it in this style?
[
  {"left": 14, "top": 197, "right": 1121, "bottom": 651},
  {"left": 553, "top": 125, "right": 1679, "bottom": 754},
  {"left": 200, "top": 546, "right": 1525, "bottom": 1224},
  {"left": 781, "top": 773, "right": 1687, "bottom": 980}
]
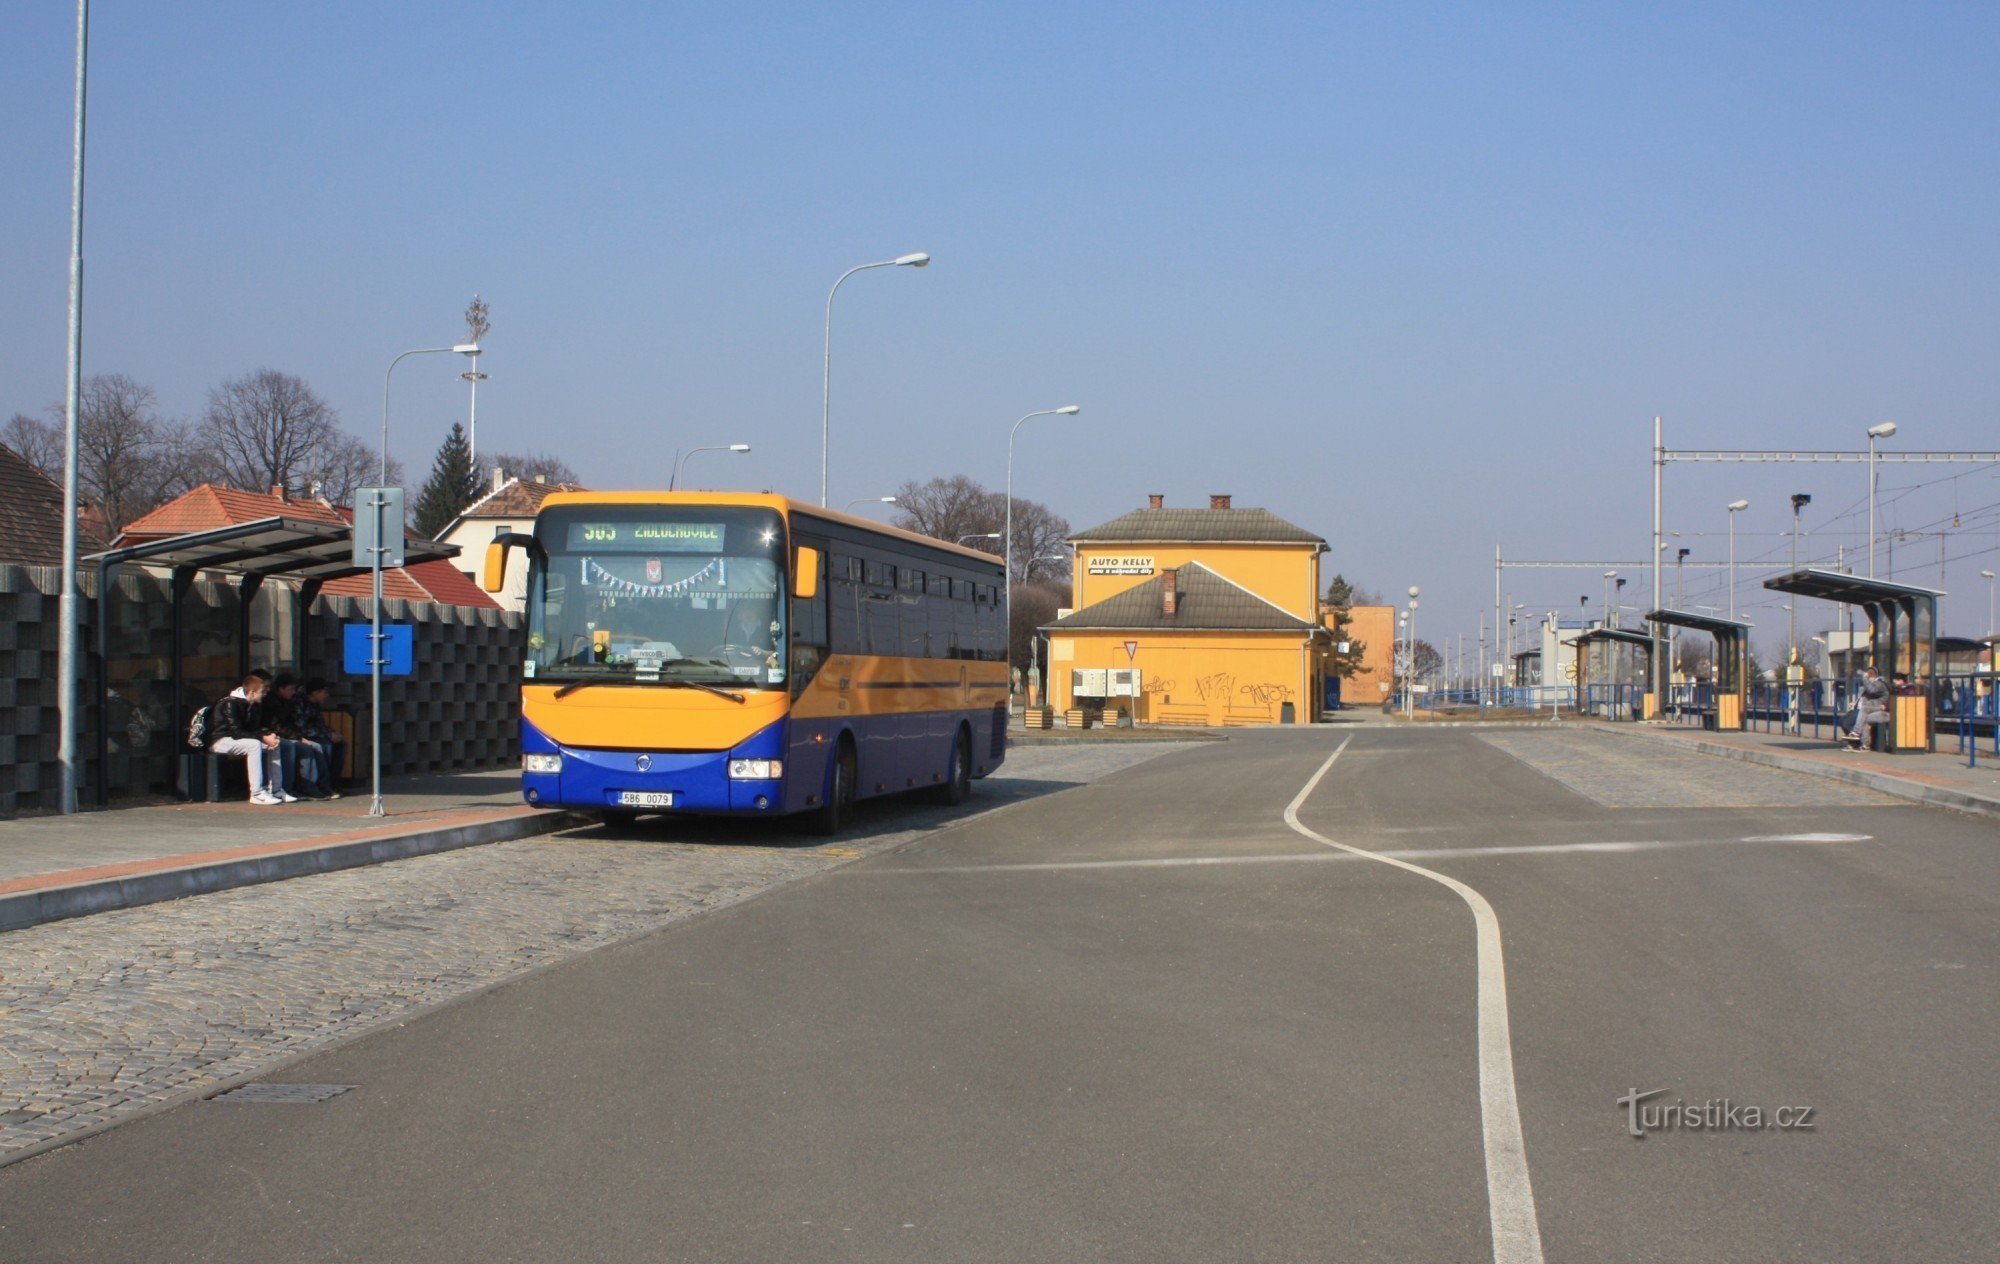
[{"left": 4, "top": 2, "right": 1998, "bottom": 651}]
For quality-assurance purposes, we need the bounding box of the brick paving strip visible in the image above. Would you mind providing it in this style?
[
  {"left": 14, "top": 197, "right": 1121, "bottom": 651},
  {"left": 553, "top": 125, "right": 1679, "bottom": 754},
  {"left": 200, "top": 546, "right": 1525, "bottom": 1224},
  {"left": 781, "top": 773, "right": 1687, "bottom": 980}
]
[
  {"left": 0, "top": 806, "right": 585, "bottom": 934},
  {"left": 0, "top": 744, "right": 1195, "bottom": 1168}
]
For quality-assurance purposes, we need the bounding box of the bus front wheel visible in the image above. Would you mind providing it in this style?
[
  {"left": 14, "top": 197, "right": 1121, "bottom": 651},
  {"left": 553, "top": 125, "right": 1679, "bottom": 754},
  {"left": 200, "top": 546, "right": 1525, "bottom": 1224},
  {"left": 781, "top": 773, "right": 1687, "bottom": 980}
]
[{"left": 805, "top": 743, "right": 855, "bottom": 836}]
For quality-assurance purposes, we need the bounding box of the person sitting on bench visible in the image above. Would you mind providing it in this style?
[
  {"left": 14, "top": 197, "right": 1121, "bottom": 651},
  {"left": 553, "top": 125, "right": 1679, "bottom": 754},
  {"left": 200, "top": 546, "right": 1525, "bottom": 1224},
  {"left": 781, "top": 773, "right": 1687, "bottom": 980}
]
[{"left": 209, "top": 673, "right": 286, "bottom": 804}]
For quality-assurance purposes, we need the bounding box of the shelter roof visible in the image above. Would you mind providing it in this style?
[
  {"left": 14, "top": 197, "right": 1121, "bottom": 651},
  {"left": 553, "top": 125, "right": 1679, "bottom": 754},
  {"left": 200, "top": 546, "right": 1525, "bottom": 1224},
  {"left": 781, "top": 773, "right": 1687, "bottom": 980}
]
[
  {"left": 87, "top": 516, "right": 460, "bottom": 586},
  {"left": 1760, "top": 568, "right": 1943, "bottom": 607},
  {"left": 1645, "top": 608, "right": 1752, "bottom": 637},
  {"left": 1573, "top": 627, "right": 1655, "bottom": 648}
]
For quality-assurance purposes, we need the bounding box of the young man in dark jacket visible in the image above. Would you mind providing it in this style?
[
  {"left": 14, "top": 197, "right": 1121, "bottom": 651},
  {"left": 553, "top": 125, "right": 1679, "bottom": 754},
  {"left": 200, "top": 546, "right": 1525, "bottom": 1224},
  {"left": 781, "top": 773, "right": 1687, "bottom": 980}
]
[
  {"left": 286, "top": 676, "right": 345, "bottom": 798},
  {"left": 209, "top": 673, "right": 285, "bottom": 804}
]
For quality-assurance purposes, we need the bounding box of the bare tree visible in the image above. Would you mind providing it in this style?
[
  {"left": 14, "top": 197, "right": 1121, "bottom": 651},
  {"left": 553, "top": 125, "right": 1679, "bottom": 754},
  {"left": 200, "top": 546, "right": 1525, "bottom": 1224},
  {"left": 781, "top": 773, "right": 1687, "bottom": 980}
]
[
  {"left": 890, "top": 474, "right": 1000, "bottom": 545},
  {"left": 485, "top": 449, "right": 580, "bottom": 486},
  {"left": 305, "top": 431, "right": 400, "bottom": 505},
  {"left": 1006, "top": 497, "right": 1071, "bottom": 582},
  {"left": 198, "top": 370, "right": 344, "bottom": 496},
  {"left": 31, "top": 375, "right": 202, "bottom": 533},
  {"left": 3, "top": 412, "right": 62, "bottom": 475}
]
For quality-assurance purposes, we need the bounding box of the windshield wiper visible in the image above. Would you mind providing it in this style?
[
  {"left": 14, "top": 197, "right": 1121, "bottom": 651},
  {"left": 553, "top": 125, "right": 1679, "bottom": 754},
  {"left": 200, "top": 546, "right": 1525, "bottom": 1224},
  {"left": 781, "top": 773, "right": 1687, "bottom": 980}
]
[
  {"left": 553, "top": 678, "right": 613, "bottom": 699},
  {"left": 661, "top": 679, "right": 747, "bottom": 704}
]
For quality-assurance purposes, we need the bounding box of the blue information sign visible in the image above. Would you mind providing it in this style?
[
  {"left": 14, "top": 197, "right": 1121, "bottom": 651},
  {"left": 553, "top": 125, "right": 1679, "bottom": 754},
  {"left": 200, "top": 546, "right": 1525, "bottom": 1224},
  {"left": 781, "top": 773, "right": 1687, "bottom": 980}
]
[{"left": 343, "top": 623, "right": 414, "bottom": 676}]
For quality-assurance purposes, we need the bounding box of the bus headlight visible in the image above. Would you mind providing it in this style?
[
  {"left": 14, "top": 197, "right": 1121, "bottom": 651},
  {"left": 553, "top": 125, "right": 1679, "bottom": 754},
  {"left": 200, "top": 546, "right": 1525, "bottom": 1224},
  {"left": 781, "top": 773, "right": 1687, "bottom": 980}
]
[
  {"left": 522, "top": 753, "right": 562, "bottom": 774},
  {"left": 728, "top": 759, "right": 782, "bottom": 780}
]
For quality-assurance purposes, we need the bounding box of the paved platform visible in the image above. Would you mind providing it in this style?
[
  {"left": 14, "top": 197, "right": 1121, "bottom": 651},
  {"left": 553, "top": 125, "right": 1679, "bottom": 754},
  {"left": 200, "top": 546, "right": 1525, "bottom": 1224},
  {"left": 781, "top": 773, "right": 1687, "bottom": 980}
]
[
  {"left": 1605, "top": 720, "right": 2000, "bottom": 819},
  {"left": 0, "top": 772, "right": 576, "bottom": 933}
]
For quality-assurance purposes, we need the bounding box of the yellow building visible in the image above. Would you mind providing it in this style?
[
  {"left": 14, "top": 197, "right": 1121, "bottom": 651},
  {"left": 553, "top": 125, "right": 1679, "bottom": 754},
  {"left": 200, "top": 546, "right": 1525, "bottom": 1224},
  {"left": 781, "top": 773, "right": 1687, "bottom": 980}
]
[{"left": 1042, "top": 494, "right": 1328, "bottom": 726}]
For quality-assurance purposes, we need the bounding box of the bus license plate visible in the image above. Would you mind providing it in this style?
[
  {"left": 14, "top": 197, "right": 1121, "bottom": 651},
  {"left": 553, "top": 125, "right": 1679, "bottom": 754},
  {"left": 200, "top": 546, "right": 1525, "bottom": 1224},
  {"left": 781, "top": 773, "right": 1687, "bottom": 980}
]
[{"left": 617, "top": 791, "right": 675, "bottom": 808}]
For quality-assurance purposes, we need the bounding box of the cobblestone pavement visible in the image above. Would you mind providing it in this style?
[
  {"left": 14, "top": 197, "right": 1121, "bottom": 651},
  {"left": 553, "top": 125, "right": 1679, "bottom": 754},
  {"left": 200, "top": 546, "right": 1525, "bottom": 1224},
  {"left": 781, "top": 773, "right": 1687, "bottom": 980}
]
[
  {"left": 1480, "top": 729, "right": 1907, "bottom": 809},
  {"left": 0, "top": 743, "right": 1196, "bottom": 1161}
]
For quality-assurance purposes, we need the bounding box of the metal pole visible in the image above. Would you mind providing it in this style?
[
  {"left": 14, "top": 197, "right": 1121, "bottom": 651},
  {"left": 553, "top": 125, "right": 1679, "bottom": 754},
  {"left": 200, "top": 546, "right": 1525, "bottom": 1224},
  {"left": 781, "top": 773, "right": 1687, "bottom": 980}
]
[
  {"left": 1493, "top": 545, "right": 1502, "bottom": 706},
  {"left": 1006, "top": 407, "right": 1075, "bottom": 711},
  {"left": 1728, "top": 512, "right": 1736, "bottom": 621},
  {"left": 1868, "top": 434, "right": 1877, "bottom": 578},
  {"left": 58, "top": 0, "right": 89, "bottom": 814},
  {"left": 1651, "top": 416, "right": 1665, "bottom": 708}
]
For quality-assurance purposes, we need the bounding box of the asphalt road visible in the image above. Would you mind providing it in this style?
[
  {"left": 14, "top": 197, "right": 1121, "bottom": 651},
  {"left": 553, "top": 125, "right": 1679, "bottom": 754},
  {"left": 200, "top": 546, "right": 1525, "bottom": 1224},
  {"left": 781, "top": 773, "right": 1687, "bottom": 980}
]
[{"left": 2, "top": 727, "right": 1995, "bottom": 1262}]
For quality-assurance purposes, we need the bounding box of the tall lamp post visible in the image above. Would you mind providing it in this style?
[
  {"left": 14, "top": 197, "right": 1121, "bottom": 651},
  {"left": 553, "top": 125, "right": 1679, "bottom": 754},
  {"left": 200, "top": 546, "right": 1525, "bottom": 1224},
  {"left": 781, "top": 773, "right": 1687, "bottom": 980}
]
[
  {"left": 1005, "top": 405, "right": 1080, "bottom": 708},
  {"left": 671, "top": 443, "right": 750, "bottom": 490},
  {"left": 1867, "top": 422, "right": 1897, "bottom": 577},
  {"left": 1405, "top": 586, "right": 1420, "bottom": 717},
  {"left": 57, "top": 0, "right": 90, "bottom": 813},
  {"left": 1602, "top": 570, "right": 1618, "bottom": 628},
  {"left": 372, "top": 342, "right": 481, "bottom": 817},
  {"left": 1982, "top": 569, "right": 1997, "bottom": 640},
  {"left": 1788, "top": 493, "right": 1811, "bottom": 657},
  {"left": 821, "top": 252, "right": 929, "bottom": 506},
  {"left": 1725, "top": 499, "right": 1749, "bottom": 620}
]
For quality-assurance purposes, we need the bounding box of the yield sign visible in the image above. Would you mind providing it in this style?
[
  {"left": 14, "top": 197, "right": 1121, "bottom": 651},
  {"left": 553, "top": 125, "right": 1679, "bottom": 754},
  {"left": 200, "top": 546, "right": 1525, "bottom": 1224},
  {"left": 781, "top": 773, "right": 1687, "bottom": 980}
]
[{"left": 1123, "top": 640, "right": 1138, "bottom": 661}]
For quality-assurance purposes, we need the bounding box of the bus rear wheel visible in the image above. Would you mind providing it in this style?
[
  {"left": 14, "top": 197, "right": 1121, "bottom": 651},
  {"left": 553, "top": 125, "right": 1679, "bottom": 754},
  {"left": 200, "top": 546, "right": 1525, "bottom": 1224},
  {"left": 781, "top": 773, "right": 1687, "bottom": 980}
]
[
  {"left": 921, "top": 727, "right": 972, "bottom": 806},
  {"left": 804, "top": 743, "right": 855, "bottom": 836}
]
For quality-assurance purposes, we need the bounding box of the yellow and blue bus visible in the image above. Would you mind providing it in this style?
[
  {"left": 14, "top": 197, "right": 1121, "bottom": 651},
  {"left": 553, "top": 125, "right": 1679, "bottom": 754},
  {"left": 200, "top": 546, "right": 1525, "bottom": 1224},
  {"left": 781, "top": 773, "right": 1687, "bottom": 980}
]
[{"left": 483, "top": 492, "right": 1010, "bottom": 832}]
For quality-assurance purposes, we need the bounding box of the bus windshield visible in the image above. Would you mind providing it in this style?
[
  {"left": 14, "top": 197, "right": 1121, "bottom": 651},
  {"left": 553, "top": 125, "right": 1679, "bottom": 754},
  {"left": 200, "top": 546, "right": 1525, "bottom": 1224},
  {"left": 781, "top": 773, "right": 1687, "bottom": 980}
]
[{"left": 528, "top": 505, "right": 788, "bottom": 689}]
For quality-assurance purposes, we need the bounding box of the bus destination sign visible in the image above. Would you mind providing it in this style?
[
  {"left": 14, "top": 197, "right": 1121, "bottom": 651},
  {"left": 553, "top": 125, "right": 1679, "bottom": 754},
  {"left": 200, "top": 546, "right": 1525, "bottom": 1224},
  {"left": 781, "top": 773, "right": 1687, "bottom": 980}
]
[{"left": 568, "top": 522, "right": 726, "bottom": 551}]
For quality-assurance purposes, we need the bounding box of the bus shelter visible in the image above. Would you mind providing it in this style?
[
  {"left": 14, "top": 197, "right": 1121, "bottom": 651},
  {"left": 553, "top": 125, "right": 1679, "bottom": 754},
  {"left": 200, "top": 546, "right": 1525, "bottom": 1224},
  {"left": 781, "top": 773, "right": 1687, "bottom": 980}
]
[
  {"left": 88, "top": 516, "right": 460, "bottom": 804},
  {"left": 1762, "top": 569, "right": 1939, "bottom": 753},
  {"left": 1646, "top": 609, "right": 1750, "bottom": 730},
  {"left": 1572, "top": 627, "right": 1653, "bottom": 720}
]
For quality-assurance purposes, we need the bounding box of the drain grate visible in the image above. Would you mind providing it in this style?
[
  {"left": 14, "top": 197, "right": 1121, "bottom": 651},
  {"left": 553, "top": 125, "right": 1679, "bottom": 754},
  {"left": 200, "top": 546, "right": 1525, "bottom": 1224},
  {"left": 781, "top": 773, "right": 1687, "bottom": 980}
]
[{"left": 211, "top": 1082, "right": 355, "bottom": 1104}]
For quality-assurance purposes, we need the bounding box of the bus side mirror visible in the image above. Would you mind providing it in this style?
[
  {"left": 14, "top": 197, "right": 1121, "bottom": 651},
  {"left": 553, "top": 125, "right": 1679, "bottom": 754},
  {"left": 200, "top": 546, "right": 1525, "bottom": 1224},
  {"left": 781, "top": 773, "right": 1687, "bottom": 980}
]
[
  {"left": 482, "top": 539, "right": 509, "bottom": 593},
  {"left": 482, "top": 531, "right": 538, "bottom": 594},
  {"left": 793, "top": 545, "right": 821, "bottom": 600}
]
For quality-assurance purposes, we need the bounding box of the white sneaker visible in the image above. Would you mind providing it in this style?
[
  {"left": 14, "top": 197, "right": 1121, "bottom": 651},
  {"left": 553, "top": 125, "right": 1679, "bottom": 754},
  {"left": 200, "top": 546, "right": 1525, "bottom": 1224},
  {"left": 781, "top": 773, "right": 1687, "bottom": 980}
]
[
  {"left": 250, "top": 791, "right": 282, "bottom": 805},
  {"left": 279, "top": 790, "right": 300, "bottom": 803}
]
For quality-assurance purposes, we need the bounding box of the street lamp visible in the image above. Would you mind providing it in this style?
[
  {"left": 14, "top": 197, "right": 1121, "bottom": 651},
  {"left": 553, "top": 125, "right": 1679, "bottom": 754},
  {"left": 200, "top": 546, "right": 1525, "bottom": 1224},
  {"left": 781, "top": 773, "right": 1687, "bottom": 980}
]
[
  {"left": 1789, "top": 493, "right": 1811, "bottom": 661},
  {"left": 373, "top": 341, "right": 481, "bottom": 818},
  {"left": 1005, "top": 405, "right": 1081, "bottom": 704},
  {"left": 844, "top": 496, "right": 897, "bottom": 513},
  {"left": 821, "top": 251, "right": 929, "bottom": 506},
  {"left": 1602, "top": 570, "right": 1618, "bottom": 628},
  {"left": 1726, "top": 499, "right": 1749, "bottom": 620},
  {"left": 1983, "top": 569, "right": 1996, "bottom": 639},
  {"left": 671, "top": 443, "right": 750, "bottom": 490},
  {"left": 959, "top": 531, "right": 1001, "bottom": 547},
  {"left": 1867, "top": 422, "right": 1897, "bottom": 577},
  {"left": 1405, "top": 587, "right": 1420, "bottom": 717}
]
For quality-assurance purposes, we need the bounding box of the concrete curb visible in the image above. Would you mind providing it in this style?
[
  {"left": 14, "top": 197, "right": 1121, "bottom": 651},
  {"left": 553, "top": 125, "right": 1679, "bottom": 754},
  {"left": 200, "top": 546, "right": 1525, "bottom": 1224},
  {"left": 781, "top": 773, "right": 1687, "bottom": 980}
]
[
  {"left": 1604, "top": 725, "right": 2000, "bottom": 821},
  {"left": 0, "top": 808, "right": 588, "bottom": 935}
]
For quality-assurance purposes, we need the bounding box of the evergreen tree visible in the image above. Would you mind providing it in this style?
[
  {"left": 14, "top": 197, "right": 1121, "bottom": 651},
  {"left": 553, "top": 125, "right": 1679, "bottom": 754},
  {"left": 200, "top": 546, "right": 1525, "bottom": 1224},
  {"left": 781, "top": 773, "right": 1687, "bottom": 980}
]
[{"left": 413, "top": 422, "right": 478, "bottom": 539}]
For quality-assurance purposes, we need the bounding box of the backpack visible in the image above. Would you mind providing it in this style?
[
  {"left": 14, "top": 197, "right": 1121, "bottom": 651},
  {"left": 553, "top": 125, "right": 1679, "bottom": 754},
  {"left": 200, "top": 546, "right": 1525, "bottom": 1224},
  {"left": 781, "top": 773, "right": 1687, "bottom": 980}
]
[{"left": 186, "top": 702, "right": 215, "bottom": 750}]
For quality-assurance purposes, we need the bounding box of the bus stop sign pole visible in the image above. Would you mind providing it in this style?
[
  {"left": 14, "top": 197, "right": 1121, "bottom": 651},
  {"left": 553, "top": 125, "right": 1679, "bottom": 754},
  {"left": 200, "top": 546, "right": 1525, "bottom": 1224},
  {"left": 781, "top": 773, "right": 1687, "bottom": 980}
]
[{"left": 355, "top": 487, "right": 404, "bottom": 816}]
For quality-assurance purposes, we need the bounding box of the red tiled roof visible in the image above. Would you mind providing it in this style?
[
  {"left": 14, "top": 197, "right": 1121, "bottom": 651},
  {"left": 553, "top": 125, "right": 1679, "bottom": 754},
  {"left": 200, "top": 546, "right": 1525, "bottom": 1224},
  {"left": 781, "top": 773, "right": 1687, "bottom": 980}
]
[
  {"left": 322, "top": 557, "right": 501, "bottom": 609},
  {"left": 115, "top": 484, "right": 346, "bottom": 544},
  {"left": 0, "top": 443, "right": 106, "bottom": 565}
]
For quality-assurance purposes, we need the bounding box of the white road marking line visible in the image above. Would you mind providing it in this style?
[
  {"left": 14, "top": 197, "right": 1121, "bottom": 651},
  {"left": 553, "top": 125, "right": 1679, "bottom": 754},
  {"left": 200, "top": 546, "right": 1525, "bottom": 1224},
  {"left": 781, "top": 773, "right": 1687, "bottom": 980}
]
[
  {"left": 863, "top": 832, "right": 1881, "bottom": 876},
  {"left": 1285, "top": 735, "right": 1546, "bottom": 1264}
]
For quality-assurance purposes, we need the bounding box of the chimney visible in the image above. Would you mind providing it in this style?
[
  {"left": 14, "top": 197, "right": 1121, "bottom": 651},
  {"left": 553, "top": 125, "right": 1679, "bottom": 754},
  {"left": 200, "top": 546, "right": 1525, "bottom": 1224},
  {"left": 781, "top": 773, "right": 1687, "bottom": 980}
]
[
  {"left": 1147, "top": 493, "right": 1164, "bottom": 510},
  {"left": 1162, "top": 567, "right": 1179, "bottom": 618},
  {"left": 493, "top": 467, "right": 507, "bottom": 492},
  {"left": 1209, "top": 493, "right": 1231, "bottom": 511},
  {"left": 270, "top": 484, "right": 286, "bottom": 502}
]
